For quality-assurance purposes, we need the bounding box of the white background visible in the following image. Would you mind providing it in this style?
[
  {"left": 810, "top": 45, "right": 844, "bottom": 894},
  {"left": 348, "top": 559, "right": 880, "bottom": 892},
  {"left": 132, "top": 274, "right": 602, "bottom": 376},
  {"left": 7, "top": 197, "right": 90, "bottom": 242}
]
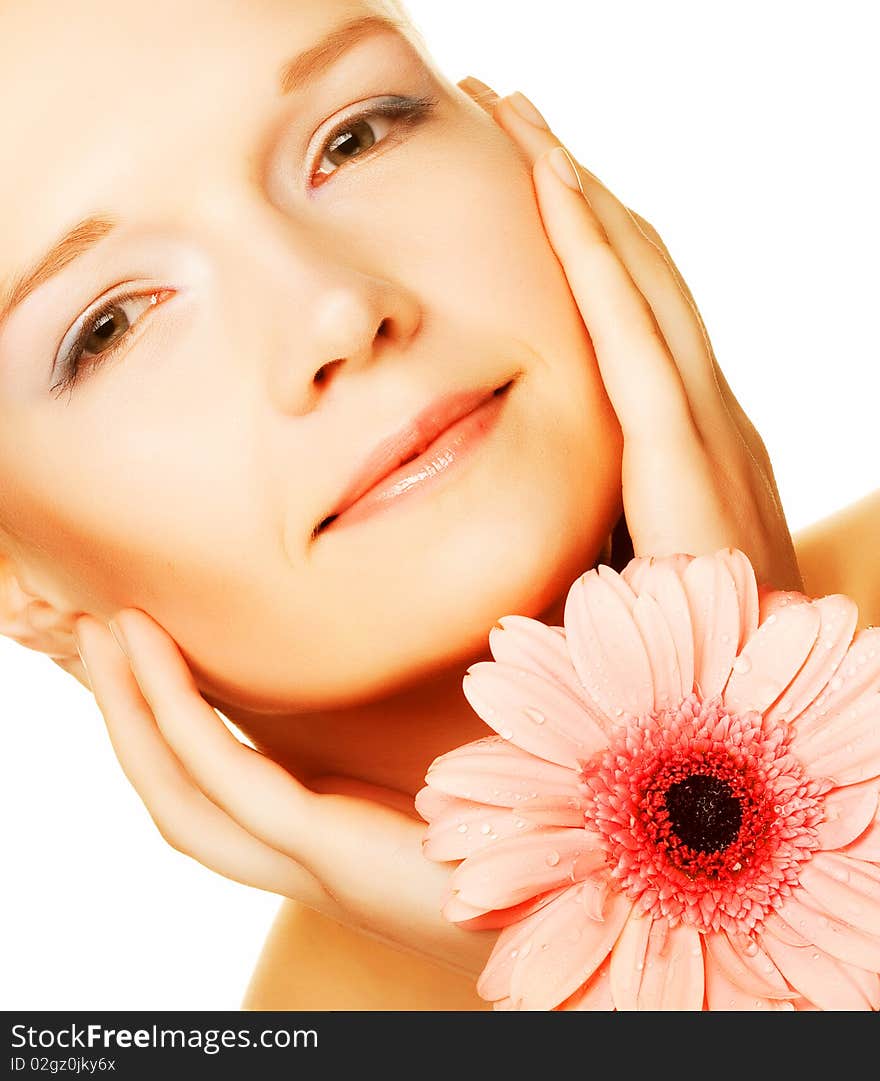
[{"left": 2, "top": 0, "right": 877, "bottom": 1010}]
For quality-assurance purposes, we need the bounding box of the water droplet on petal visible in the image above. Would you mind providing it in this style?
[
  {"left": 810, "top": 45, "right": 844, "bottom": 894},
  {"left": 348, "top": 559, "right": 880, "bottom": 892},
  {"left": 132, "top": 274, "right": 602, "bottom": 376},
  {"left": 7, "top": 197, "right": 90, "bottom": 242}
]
[
  {"left": 510, "top": 948, "right": 519, "bottom": 958},
  {"left": 546, "top": 850, "right": 561, "bottom": 867},
  {"left": 780, "top": 1001, "right": 796, "bottom": 1011},
  {"left": 480, "top": 823, "right": 492, "bottom": 834},
  {"left": 765, "top": 614, "right": 777, "bottom": 625},
  {"left": 744, "top": 940, "right": 759, "bottom": 956},
  {"left": 499, "top": 728, "right": 513, "bottom": 740},
  {"left": 733, "top": 655, "right": 752, "bottom": 675},
  {"left": 829, "top": 676, "right": 843, "bottom": 691},
  {"left": 525, "top": 707, "right": 546, "bottom": 725},
  {"left": 457, "top": 823, "right": 468, "bottom": 833}
]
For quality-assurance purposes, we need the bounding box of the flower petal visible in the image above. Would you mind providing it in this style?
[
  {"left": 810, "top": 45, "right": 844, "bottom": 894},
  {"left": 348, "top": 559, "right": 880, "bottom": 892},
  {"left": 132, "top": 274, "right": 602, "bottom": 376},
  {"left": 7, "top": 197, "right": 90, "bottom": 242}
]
[
  {"left": 632, "top": 591, "right": 683, "bottom": 710},
  {"left": 626, "top": 558, "right": 696, "bottom": 697},
  {"left": 597, "top": 562, "right": 639, "bottom": 611},
  {"left": 414, "top": 784, "right": 458, "bottom": 823},
  {"left": 609, "top": 904, "right": 652, "bottom": 1010},
  {"left": 839, "top": 803, "right": 880, "bottom": 862},
  {"left": 488, "top": 615, "right": 612, "bottom": 733},
  {"left": 723, "top": 601, "right": 822, "bottom": 715},
  {"left": 445, "top": 885, "right": 566, "bottom": 930},
  {"left": 795, "top": 691, "right": 880, "bottom": 786},
  {"left": 792, "top": 626, "right": 880, "bottom": 741},
  {"left": 425, "top": 736, "right": 582, "bottom": 808},
  {"left": 797, "top": 851, "right": 880, "bottom": 938},
  {"left": 564, "top": 568, "right": 655, "bottom": 723},
  {"left": 632, "top": 920, "right": 705, "bottom": 1011},
  {"left": 815, "top": 781, "right": 880, "bottom": 852},
  {"left": 421, "top": 797, "right": 542, "bottom": 861},
  {"left": 463, "top": 661, "right": 609, "bottom": 768},
  {"left": 449, "top": 826, "right": 606, "bottom": 910},
  {"left": 682, "top": 553, "right": 741, "bottom": 700},
  {"left": 515, "top": 794, "right": 589, "bottom": 829},
  {"left": 621, "top": 552, "right": 693, "bottom": 593},
  {"left": 761, "top": 917, "right": 879, "bottom": 1010},
  {"left": 620, "top": 555, "right": 653, "bottom": 592},
  {"left": 476, "top": 884, "right": 574, "bottom": 1002},
  {"left": 759, "top": 588, "right": 811, "bottom": 622},
  {"left": 773, "top": 892, "right": 880, "bottom": 970},
  {"left": 703, "top": 930, "right": 797, "bottom": 1000},
  {"left": 765, "top": 595, "right": 859, "bottom": 727},
  {"left": 704, "top": 960, "right": 795, "bottom": 1011},
  {"left": 842, "top": 959, "right": 880, "bottom": 1009},
  {"left": 716, "top": 548, "right": 760, "bottom": 652},
  {"left": 508, "top": 879, "right": 631, "bottom": 1010},
  {"left": 441, "top": 893, "right": 491, "bottom": 922},
  {"left": 555, "top": 959, "right": 614, "bottom": 1010}
]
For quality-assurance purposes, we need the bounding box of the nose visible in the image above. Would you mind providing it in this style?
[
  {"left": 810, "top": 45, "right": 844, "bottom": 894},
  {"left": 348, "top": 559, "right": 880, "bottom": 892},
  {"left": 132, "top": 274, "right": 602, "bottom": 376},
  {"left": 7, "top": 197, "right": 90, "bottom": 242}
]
[{"left": 269, "top": 270, "right": 423, "bottom": 416}]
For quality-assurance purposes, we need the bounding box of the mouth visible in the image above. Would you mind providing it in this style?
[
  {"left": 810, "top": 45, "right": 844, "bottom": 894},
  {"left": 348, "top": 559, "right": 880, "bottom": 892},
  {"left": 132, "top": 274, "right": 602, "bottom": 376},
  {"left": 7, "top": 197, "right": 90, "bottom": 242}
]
[{"left": 312, "top": 376, "right": 518, "bottom": 539}]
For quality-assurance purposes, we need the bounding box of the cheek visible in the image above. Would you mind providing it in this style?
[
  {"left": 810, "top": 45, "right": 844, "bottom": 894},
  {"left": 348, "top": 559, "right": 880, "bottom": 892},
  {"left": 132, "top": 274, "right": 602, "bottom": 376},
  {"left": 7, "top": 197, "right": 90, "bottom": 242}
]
[{"left": 398, "top": 125, "right": 581, "bottom": 334}]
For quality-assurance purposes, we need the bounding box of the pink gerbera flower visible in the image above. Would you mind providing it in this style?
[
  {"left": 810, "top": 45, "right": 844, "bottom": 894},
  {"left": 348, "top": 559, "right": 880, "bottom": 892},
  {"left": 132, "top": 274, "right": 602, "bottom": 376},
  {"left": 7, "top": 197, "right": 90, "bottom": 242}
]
[{"left": 416, "top": 548, "right": 880, "bottom": 1010}]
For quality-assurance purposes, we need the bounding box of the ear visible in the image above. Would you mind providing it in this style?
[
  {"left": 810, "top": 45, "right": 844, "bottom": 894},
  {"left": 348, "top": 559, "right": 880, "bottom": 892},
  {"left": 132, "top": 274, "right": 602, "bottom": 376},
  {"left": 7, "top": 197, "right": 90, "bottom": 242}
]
[
  {"left": 457, "top": 75, "right": 501, "bottom": 115},
  {"left": 0, "top": 552, "right": 91, "bottom": 690}
]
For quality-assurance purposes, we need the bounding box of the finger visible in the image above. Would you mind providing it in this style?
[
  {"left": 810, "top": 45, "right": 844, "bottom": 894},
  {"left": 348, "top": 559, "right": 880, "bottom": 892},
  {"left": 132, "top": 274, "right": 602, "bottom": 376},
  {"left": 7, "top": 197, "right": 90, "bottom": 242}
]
[
  {"left": 535, "top": 146, "right": 695, "bottom": 435},
  {"left": 74, "top": 613, "right": 332, "bottom": 904},
  {"left": 626, "top": 206, "right": 767, "bottom": 461},
  {"left": 457, "top": 75, "right": 500, "bottom": 114},
  {"left": 535, "top": 147, "right": 738, "bottom": 557},
  {"left": 492, "top": 91, "right": 737, "bottom": 446}
]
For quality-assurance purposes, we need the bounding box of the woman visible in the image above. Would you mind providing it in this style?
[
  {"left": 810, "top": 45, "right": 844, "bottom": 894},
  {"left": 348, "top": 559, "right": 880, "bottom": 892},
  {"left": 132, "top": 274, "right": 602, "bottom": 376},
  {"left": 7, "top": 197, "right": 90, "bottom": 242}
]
[{"left": 1, "top": 0, "right": 876, "bottom": 1010}]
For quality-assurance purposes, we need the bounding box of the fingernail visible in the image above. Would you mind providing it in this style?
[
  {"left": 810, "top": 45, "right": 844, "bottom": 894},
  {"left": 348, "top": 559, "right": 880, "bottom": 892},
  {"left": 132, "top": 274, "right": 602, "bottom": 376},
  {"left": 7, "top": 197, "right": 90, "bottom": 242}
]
[
  {"left": 460, "top": 75, "right": 496, "bottom": 98},
  {"left": 73, "top": 618, "right": 92, "bottom": 680},
  {"left": 508, "top": 91, "right": 550, "bottom": 130},
  {"left": 548, "top": 146, "right": 584, "bottom": 193},
  {"left": 108, "top": 616, "right": 130, "bottom": 659}
]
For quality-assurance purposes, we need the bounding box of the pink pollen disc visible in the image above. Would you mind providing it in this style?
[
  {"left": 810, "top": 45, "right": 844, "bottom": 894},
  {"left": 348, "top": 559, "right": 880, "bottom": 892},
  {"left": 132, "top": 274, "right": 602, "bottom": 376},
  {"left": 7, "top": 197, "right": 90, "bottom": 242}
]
[{"left": 578, "top": 692, "right": 829, "bottom": 936}]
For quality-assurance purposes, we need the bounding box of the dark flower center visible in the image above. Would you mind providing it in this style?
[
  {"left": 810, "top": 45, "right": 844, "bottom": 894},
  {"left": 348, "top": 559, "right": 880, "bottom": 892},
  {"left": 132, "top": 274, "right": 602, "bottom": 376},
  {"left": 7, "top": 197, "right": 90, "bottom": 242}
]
[{"left": 664, "top": 774, "right": 743, "bottom": 854}]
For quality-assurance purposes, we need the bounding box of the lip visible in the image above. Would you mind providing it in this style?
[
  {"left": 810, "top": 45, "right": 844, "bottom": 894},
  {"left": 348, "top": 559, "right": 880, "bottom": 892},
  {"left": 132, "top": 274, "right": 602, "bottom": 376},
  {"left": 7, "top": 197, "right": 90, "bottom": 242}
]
[{"left": 314, "top": 378, "right": 516, "bottom": 536}]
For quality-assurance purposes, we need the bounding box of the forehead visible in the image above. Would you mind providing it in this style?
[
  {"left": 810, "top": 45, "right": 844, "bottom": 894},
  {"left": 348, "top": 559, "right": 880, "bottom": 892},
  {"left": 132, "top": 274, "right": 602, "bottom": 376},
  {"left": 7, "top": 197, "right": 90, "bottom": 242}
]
[{"left": 0, "top": 0, "right": 414, "bottom": 286}]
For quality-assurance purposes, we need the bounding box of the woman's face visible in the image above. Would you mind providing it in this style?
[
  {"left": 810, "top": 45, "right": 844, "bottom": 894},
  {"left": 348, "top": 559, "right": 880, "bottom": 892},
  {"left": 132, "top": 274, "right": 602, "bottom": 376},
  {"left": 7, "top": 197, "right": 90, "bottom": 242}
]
[{"left": 0, "top": 0, "right": 622, "bottom": 711}]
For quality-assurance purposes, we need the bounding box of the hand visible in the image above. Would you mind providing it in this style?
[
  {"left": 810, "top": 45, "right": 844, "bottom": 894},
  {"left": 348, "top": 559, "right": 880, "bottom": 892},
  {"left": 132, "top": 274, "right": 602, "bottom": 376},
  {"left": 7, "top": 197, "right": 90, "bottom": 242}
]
[
  {"left": 73, "top": 610, "right": 497, "bottom": 977},
  {"left": 459, "top": 78, "right": 803, "bottom": 593}
]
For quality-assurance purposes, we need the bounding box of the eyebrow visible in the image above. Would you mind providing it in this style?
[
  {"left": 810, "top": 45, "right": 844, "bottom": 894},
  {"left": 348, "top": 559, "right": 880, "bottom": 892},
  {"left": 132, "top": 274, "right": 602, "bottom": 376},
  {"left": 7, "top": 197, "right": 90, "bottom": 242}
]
[
  {"left": 0, "top": 216, "right": 117, "bottom": 326},
  {"left": 278, "top": 12, "right": 408, "bottom": 95},
  {"left": 0, "top": 12, "right": 408, "bottom": 328}
]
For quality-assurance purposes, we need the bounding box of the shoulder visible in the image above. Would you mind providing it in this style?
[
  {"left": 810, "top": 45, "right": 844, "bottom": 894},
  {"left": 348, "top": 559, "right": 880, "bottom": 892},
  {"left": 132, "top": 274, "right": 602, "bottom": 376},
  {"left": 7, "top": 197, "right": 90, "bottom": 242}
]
[
  {"left": 793, "top": 489, "right": 880, "bottom": 628},
  {"left": 241, "top": 898, "right": 491, "bottom": 1012}
]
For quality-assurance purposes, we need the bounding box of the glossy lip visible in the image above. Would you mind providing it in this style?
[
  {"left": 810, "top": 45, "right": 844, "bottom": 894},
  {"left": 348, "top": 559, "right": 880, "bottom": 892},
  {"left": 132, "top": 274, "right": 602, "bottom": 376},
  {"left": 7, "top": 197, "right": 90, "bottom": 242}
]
[{"left": 314, "top": 377, "right": 517, "bottom": 537}]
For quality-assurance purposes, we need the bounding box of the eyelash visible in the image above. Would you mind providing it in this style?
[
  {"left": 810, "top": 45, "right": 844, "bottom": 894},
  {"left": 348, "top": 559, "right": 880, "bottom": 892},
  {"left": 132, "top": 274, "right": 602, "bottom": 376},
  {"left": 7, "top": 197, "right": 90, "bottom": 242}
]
[
  {"left": 310, "top": 93, "right": 439, "bottom": 185},
  {"left": 50, "top": 93, "right": 439, "bottom": 400}
]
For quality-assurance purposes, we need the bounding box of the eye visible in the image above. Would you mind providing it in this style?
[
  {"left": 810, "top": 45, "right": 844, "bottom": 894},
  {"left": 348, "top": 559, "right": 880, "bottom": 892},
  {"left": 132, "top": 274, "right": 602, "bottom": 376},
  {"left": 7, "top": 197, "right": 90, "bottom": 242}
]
[
  {"left": 50, "top": 288, "right": 173, "bottom": 399},
  {"left": 311, "top": 94, "right": 438, "bottom": 187}
]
